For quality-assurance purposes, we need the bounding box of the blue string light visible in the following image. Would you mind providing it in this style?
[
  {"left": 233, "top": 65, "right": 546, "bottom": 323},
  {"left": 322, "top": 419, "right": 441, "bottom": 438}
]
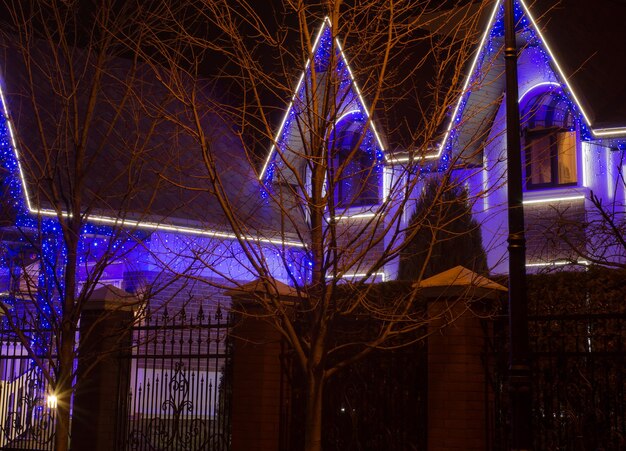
[{"left": 0, "top": 112, "right": 27, "bottom": 217}]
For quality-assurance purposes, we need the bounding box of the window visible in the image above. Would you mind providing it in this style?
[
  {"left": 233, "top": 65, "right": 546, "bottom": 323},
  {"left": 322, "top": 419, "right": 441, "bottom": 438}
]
[
  {"left": 334, "top": 147, "right": 379, "bottom": 207},
  {"left": 525, "top": 129, "right": 577, "bottom": 188},
  {"left": 329, "top": 116, "right": 381, "bottom": 208},
  {"left": 521, "top": 89, "right": 578, "bottom": 190}
]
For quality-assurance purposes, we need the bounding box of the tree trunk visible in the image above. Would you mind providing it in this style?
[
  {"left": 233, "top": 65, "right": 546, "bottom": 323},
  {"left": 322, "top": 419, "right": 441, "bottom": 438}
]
[
  {"left": 55, "top": 229, "right": 79, "bottom": 451},
  {"left": 54, "top": 321, "right": 75, "bottom": 451},
  {"left": 303, "top": 369, "right": 324, "bottom": 451}
]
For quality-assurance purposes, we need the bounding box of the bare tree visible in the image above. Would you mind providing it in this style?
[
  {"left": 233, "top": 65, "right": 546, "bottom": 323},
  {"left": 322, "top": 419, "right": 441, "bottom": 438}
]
[
  {"left": 0, "top": 1, "right": 502, "bottom": 449},
  {"left": 0, "top": 2, "right": 216, "bottom": 450},
  {"left": 134, "top": 2, "right": 497, "bottom": 450},
  {"left": 553, "top": 187, "right": 626, "bottom": 268}
]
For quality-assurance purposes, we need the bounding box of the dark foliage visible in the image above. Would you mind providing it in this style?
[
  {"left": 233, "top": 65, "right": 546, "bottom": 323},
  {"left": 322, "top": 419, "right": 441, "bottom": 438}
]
[
  {"left": 283, "top": 280, "right": 428, "bottom": 450},
  {"left": 493, "top": 267, "right": 626, "bottom": 450},
  {"left": 398, "top": 176, "right": 488, "bottom": 281}
]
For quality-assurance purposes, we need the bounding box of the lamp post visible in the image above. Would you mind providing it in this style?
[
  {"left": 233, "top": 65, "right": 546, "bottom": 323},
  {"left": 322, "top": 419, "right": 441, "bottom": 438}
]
[{"left": 503, "top": 0, "right": 533, "bottom": 449}]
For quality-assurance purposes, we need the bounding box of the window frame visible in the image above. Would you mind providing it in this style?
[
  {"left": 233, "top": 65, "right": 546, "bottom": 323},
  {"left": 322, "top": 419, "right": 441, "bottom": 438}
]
[
  {"left": 332, "top": 145, "right": 380, "bottom": 208},
  {"left": 524, "top": 126, "right": 578, "bottom": 190},
  {"left": 327, "top": 113, "right": 382, "bottom": 210}
]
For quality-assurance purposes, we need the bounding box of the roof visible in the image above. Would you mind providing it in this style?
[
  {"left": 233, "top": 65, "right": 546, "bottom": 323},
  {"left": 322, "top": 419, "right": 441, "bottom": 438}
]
[
  {"left": 529, "top": 0, "right": 626, "bottom": 129},
  {"left": 470, "top": 0, "right": 626, "bottom": 140},
  {"left": 414, "top": 0, "right": 626, "bottom": 166},
  {"left": 0, "top": 38, "right": 303, "bottom": 244},
  {"left": 414, "top": 265, "right": 507, "bottom": 299},
  {"left": 1, "top": 1, "right": 619, "bottom": 244}
]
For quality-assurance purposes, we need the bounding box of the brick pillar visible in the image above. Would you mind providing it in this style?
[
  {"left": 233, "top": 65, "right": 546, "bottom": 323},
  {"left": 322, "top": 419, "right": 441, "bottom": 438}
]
[
  {"left": 229, "top": 298, "right": 284, "bottom": 451},
  {"left": 427, "top": 298, "right": 493, "bottom": 451},
  {"left": 72, "top": 285, "right": 136, "bottom": 451}
]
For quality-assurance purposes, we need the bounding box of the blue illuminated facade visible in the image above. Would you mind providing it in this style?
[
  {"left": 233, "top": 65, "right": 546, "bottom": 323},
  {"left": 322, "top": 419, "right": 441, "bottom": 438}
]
[
  {"left": 393, "top": 0, "right": 626, "bottom": 275},
  {"left": 1, "top": 0, "right": 625, "bottom": 318}
]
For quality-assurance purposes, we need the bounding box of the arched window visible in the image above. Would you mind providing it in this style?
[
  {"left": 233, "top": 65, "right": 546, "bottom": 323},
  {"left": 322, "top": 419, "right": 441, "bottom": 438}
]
[
  {"left": 521, "top": 89, "right": 578, "bottom": 189},
  {"left": 329, "top": 114, "right": 381, "bottom": 208}
]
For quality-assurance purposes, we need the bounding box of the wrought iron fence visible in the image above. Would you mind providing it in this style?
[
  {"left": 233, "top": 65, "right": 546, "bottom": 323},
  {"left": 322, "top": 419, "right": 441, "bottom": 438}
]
[
  {"left": 0, "top": 319, "right": 57, "bottom": 451},
  {"left": 117, "top": 306, "right": 232, "bottom": 451},
  {"left": 1, "top": 306, "right": 232, "bottom": 451},
  {"left": 280, "top": 334, "right": 427, "bottom": 450}
]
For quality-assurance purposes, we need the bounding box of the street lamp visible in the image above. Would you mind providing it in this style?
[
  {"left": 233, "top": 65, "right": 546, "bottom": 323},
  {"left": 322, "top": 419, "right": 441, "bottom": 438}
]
[{"left": 503, "top": 0, "right": 533, "bottom": 449}]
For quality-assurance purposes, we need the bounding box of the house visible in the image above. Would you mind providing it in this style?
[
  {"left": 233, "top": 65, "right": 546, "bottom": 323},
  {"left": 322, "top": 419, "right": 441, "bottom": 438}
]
[
  {"left": 0, "top": 39, "right": 310, "bottom": 297},
  {"left": 0, "top": 0, "right": 624, "bottom": 447},
  {"left": 257, "top": 0, "right": 626, "bottom": 281},
  {"left": 0, "top": 0, "right": 621, "bottom": 296},
  {"left": 386, "top": 0, "right": 626, "bottom": 275}
]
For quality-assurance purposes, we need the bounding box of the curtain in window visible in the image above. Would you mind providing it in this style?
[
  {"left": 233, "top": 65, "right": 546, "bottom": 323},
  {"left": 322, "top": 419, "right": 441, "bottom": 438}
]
[
  {"left": 557, "top": 131, "right": 577, "bottom": 184},
  {"left": 529, "top": 135, "right": 552, "bottom": 185}
]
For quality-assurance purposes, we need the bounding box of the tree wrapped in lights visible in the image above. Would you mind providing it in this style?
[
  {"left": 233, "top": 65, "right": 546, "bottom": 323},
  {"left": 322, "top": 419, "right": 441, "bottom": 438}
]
[{"left": 0, "top": 2, "right": 213, "bottom": 450}]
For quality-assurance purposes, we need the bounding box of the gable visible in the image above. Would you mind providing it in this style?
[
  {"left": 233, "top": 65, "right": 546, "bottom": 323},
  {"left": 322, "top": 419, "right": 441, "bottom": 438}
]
[
  {"left": 436, "top": 0, "right": 626, "bottom": 168},
  {"left": 259, "top": 18, "right": 385, "bottom": 185}
]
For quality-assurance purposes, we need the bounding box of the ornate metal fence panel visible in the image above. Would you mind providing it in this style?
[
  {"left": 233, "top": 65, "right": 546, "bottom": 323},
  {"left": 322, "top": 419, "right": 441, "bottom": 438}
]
[
  {"left": 118, "top": 307, "right": 232, "bottom": 451},
  {"left": 0, "top": 320, "right": 56, "bottom": 451},
  {"left": 280, "top": 341, "right": 427, "bottom": 450}
]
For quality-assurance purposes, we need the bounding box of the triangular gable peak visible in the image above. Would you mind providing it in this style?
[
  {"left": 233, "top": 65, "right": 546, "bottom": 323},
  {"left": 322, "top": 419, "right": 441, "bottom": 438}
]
[
  {"left": 259, "top": 18, "right": 386, "bottom": 184},
  {"left": 426, "top": 0, "right": 623, "bottom": 168}
]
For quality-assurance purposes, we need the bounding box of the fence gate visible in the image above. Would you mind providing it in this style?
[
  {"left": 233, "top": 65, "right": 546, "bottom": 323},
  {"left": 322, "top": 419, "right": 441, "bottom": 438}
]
[{"left": 117, "top": 307, "right": 232, "bottom": 451}]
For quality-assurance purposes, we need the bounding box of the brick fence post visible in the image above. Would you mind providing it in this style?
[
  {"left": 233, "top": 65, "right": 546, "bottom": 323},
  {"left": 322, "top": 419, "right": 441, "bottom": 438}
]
[
  {"left": 426, "top": 297, "right": 494, "bottom": 451},
  {"left": 226, "top": 279, "right": 299, "bottom": 451},
  {"left": 415, "top": 266, "right": 506, "bottom": 451},
  {"left": 72, "top": 285, "right": 136, "bottom": 451}
]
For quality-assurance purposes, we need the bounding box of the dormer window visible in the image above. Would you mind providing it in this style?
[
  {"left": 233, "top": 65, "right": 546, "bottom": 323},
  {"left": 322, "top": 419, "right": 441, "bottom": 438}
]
[
  {"left": 329, "top": 114, "right": 381, "bottom": 208},
  {"left": 521, "top": 89, "right": 578, "bottom": 190}
]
